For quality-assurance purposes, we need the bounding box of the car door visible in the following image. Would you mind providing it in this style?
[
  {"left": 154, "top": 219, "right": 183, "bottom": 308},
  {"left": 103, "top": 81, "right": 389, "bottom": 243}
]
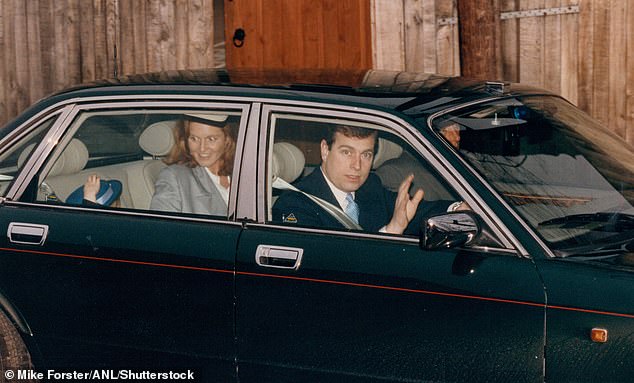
[
  {"left": 0, "top": 100, "right": 248, "bottom": 378},
  {"left": 235, "top": 105, "right": 547, "bottom": 382}
]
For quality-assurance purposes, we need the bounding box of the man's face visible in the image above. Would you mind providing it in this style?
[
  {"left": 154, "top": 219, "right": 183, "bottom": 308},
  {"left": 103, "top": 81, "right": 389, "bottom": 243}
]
[{"left": 320, "top": 132, "right": 375, "bottom": 193}]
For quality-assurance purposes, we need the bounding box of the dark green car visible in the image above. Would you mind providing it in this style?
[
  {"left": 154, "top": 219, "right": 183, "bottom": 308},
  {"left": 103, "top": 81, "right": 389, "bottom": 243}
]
[{"left": 0, "top": 69, "right": 633, "bottom": 382}]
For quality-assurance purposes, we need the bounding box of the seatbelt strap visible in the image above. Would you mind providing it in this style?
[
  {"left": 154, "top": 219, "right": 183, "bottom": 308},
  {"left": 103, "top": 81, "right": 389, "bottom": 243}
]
[{"left": 273, "top": 177, "right": 363, "bottom": 230}]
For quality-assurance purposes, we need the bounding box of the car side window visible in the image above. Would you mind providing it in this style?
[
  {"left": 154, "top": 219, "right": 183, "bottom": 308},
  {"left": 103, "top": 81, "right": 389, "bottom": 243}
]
[
  {"left": 267, "top": 113, "right": 462, "bottom": 237},
  {"left": 21, "top": 109, "right": 241, "bottom": 220}
]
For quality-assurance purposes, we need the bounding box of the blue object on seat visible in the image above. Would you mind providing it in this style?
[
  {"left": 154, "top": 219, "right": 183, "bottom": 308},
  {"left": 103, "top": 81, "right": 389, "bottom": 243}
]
[{"left": 66, "top": 179, "right": 122, "bottom": 206}]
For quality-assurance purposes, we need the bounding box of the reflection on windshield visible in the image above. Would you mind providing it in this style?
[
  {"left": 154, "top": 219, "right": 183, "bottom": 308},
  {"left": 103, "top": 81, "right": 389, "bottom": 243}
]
[{"left": 432, "top": 96, "right": 634, "bottom": 254}]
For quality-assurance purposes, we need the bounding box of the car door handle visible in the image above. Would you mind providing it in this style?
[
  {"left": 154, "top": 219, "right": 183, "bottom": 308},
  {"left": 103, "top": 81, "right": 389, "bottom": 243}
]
[
  {"left": 7, "top": 222, "right": 49, "bottom": 246},
  {"left": 255, "top": 245, "right": 303, "bottom": 270}
]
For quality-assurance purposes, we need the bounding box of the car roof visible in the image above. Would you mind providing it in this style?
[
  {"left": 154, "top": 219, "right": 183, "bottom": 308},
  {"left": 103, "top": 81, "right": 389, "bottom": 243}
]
[
  {"left": 5, "top": 68, "right": 554, "bottom": 134},
  {"left": 59, "top": 68, "right": 552, "bottom": 110}
]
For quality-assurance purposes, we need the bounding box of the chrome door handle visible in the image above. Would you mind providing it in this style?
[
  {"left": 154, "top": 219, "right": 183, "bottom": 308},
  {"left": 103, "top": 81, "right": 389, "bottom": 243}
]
[
  {"left": 255, "top": 245, "right": 303, "bottom": 270},
  {"left": 7, "top": 222, "right": 49, "bottom": 246}
]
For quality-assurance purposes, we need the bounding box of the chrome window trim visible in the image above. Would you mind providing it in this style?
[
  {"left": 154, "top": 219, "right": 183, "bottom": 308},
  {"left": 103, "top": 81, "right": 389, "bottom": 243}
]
[
  {"left": 7, "top": 105, "right": 77, "bottom": 200},
  {"left": 244, "top": 222, "right": 519, "bottom": 255},
  {"left": 257, "top": 103, "right": 521, "bottom": 253},
  {"left": 3, "top": 200, "right": 244, "bottom": 227},
  {"left": 426, "top": 97, "right": 557, "bottom": 258}
]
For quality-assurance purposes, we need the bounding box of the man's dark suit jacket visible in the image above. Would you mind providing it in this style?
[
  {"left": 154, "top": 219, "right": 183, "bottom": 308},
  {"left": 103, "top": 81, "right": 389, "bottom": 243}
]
[{"left": 272, "top": 168, "right": 451, "bottom": 234}]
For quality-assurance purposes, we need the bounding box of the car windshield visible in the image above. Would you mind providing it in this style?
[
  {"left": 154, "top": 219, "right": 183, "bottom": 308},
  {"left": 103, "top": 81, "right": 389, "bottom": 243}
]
[{"left": 430, "top": 95, "right": 634, "bottom": 256}]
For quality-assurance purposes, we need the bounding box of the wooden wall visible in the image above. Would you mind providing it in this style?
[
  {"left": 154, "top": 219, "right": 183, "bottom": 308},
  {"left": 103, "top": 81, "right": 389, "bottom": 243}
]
[
  {"left": 372, "top": 0, "right": 461, "bottom": 76},
  {"left": 0, "top": 0, "right": 217, "bottom": 126},
  {"left": 1, "top": 0, "right": 633, "bottom": 145},
  {"left": 372, "top": 0, "right": 634, "bottom": 144}
]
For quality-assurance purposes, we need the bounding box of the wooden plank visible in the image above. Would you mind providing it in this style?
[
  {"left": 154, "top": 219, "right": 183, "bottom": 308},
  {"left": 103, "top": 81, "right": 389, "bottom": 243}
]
[
  {"left": 626, "top": 0, "right": 634, "bottom": 144},
  {"left": 146, "top": 0, "right": 162, "bottom": 72},
  {"left": 339, "top": 0, "right": 371, "bottom": 69},
  {"left": 79, "top": 0, "right": 97, "bottom": 80},
  {"left": 422, "top": 0, "right": 436, "bottom": 73},
  {"left": 188, "top": 0, "right": 214, "bottom": 69},
  {"left": 577, "top": 0, "right": 593, "bottom": 112},
  {"left": 26, "top": 0, "right": 43, "bottom": 101},
  {"left": 500, "top": 0, "right": 519, "bottom": 82},
  {"left": 371, "top": 0, "right": 404, "bottom": 70},
  {"left": 175, "top": 0, "right": 188, "bottom": 69},
  {"left": 13, "top": 0, "right": 29, "bottom": 112},
  {"left": 132, "top": 0, "right": 148, "bottom": 73},
  {"left": 403, "top": 0, "right": 426, "bottom": 72},
  {"left": 105, "top": 0, "right": 120, "bottom": 77},
  {"left": 543, "top": 0, "right": 561, "bottom": 95},
  {"left": 2, "top": 0, "right": 18, "bottom": 119},
  {"left": 436, "top": 0, "right": 460, "bottom": 75},
  {"left": 118, "top": 0, "right": 135, "bottom": 75},
  {"left": 280, "top": 0, "right": 302, "bottom": 67},
  {"left": 93, "top": 0, "right": 109, "bottom": 79},
  {"left": 0, "top": 0, "right": 5, "bottom": 121},
  {"left": 321, "top": 0, "right": 340, "bottom": 68},
  {"left": 38, "top": 0, "right": 54, "bottom": 95},
  {"left": 301, "top": 0, "right": 324, "bottom": 68},
  {"left": 518, "top": 0, "right": 544, "bottom": 86},
  {"left": 591, "top": 0, "right": 610, "bottom": 125},
  {"left": 560, "top": 0, "right": 578, "bottom": 104},
  {"left": 67, "top": 0, "right": 81, "bottom": 85},
  {"left": 607, "top": 0, "right": 627, "bottom": 138}
]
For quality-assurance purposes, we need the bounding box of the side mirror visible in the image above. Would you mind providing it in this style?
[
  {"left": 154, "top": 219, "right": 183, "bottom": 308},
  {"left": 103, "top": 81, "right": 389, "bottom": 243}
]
[{"left": 420, "top": 211, "right": 481, "bottom": 250}]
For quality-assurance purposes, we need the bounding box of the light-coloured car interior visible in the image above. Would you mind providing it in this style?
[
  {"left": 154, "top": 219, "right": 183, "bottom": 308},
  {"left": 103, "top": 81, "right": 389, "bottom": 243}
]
[{"left": 31, "top": 120, "right": 176, "bottom": 210}]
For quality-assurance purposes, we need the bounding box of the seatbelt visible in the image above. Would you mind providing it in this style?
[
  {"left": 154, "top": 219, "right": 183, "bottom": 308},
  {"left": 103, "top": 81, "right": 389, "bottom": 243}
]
[{"left": 273, "top": 177, "right": 363, "bottom": 230}]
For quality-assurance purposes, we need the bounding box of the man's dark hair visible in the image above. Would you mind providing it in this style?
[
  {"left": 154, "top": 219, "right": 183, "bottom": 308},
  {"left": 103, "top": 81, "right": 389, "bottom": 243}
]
[{"left": 324, "top": 125, "right": 378, "bottom": 149}]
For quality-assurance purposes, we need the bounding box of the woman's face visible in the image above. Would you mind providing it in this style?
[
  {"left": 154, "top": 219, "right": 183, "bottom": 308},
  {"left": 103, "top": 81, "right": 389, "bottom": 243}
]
[{"left": 187, "top": 121, "right": 228, "bottom": 172}]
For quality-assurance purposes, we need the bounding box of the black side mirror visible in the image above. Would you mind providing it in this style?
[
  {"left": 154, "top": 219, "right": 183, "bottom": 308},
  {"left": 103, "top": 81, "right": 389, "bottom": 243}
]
[{"left": 420, "top": 211, "right": 481, "bottom": 250}]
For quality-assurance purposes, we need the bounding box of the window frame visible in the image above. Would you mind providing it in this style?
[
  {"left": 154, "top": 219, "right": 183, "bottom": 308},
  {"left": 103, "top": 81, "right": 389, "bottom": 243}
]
[{"left": 6, "top": 99, "right": 252, "bottom": 224}]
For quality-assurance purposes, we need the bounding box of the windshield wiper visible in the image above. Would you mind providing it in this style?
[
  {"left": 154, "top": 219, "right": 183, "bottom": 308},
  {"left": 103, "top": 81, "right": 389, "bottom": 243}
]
[
  {"left": 539, "top": 212, "right": 634, "bottom": 232},
  {"left": 553, "top": 229, "right": 634, "bottom": 258}
]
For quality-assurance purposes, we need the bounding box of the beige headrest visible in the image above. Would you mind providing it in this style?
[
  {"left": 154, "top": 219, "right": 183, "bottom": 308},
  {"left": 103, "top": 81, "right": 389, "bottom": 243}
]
[
  {"left": 18, "top": 139, "right": 88, "bottom": 177},
  {"left": 139, "top": 121, "right": 177, "bottom": 157},
  {"left": 272, "top": 142, "right": 305, "bottom": 183},
  {"left": 373, "top": 138, "right": 403, "bottom": 169}
]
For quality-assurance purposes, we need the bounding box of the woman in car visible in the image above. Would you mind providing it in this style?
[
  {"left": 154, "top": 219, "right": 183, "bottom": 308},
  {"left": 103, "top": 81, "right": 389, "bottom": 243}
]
[{"left": 150, "top": 114, "right": 238, "bottom": 216}]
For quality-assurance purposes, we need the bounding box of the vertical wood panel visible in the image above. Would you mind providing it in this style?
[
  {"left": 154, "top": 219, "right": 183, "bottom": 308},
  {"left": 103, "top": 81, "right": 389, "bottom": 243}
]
[
  {"left": 591, "top": 0, "right": 610, "bottom": 124},
  {"left": 13, "top": 0, "right": 29, "bottom": 113},
  {"left": 0, "top": 0, "right": 5, "bottom": 119},
  {"left": 302, "top": 0, "right": 324, "bottom": 68},
  {"left": 436, "top": 0, "right": 460, "bottom": 75},
  {"left": 79, "top": 0, "right": 97, "bottom": 80},
  {"left": 608, "top": 0, "right": 627, "bottom": 138},
  {"left": 26, "top": 1, "right": 43, "bottom": 102},
  {"left": 627, "top": 1, "right": 634, "bottom": 144},
  {"left": 560, "top": 0, "right": 578, "bottom": 104},
  {"left": 403, "top": 0, "right": 427, "bottom": 72},
  {"left": 93, "top": 0, "right": 109, "bottom": 79},
  {"left": 500, "top": 0, "right": 519, "bottom": 82},
  {"left": 119, "top": 0, "right": 136, "bottom": 75},
  {"left": 372, "top": 0, "right": 405, "bottom": 70},
  {"left": 518, "top": 0, "right": 544, "bottom": 86},
  {"left": 577, "top": 0, "right": 593, "bottom": 111},
  {"left": 188, "top": 0, "right": 214, "bottom": 69},
  {"left": 3, "top": 0, "right": 18, "bottom": 118},
  {"left": 543, "top": 0, "right": 561, "bottom": 95}
]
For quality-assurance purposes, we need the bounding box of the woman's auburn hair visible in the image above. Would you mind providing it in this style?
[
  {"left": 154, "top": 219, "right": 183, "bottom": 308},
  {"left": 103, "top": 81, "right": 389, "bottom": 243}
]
[{"left": 164, "top": 118, "right": 238, "bottom": 176}]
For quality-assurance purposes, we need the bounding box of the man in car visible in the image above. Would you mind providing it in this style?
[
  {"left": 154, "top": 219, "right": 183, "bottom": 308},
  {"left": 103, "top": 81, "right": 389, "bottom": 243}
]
[{"left": 273, "top": 125, "right": 457, "bottom": 234}]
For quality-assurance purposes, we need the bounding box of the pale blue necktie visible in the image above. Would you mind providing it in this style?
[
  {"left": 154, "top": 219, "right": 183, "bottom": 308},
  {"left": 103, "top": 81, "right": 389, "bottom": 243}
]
[{"left": 345, "top": 193, "right": 359, "bottom": 224}]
